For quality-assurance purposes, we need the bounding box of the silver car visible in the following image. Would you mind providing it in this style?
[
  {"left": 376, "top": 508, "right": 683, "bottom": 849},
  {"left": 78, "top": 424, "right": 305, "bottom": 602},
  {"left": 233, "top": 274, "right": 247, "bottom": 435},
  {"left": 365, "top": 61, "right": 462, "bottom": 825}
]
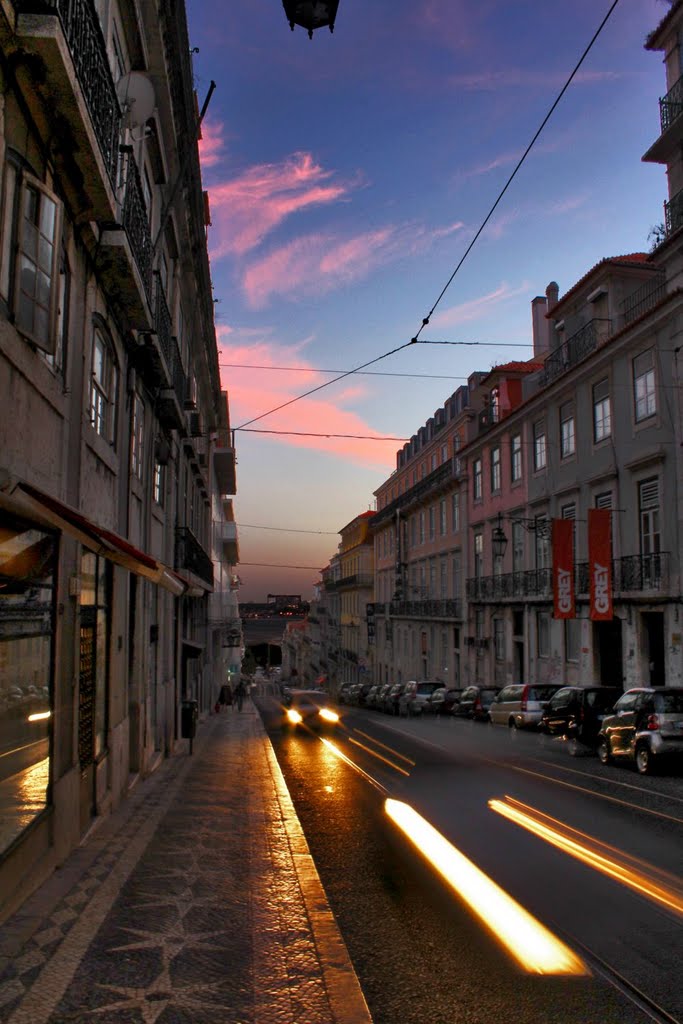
[
  {"left": 598, "top": 688, "right": 683, "bottom": 775},
  {"left": 489, "top": 683, "right": 561, "bottom": 729}
]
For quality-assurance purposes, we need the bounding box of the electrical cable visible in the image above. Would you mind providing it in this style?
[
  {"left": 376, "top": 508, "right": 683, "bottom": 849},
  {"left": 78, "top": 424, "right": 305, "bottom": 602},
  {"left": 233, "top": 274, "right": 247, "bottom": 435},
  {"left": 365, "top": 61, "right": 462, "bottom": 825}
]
[
  {"left": 239, "top": 428, "right": 409, "bottom": 440},
  {"left": 234, "top": 340, "right": 414, "bottom": 430},
  {"left": 409, "top": 0, "right": 623, "bottom": 344},
  {"left": 239, "top": 523, "right": 338, "bottom": 534},
  {"left": 238, "top": 562, "right": 324, "bottom": 570}
]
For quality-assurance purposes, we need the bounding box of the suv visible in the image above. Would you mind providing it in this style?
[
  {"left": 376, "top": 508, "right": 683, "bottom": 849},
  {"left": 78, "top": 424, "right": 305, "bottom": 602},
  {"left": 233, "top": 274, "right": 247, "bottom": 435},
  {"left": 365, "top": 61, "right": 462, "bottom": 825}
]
[
  {"left": 597, "top": 688, "right": 683, "bottom": 775},
  {"left": 398, "top": 680, "right": 442, "bottom": 717},
  {"left": 541, "top": 686, "right": 620, "bottom": 755},
  {"left": 489, "top": 683, "right": 561, "bottom": 730}
]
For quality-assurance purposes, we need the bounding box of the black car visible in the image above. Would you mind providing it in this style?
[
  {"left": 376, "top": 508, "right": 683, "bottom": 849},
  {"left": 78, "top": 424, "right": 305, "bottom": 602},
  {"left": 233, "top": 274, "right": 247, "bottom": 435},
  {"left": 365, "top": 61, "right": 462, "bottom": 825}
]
[
  {"left": 282, "top": 689, "right": 341, "bottom": 731},
  {"left": 455, "top": 685, "right": 500, "bottom": 721},
  {"left": 428, "top": 688, "right": 464, "bottom": 716},
  {"left": 541, "top": 686, "right": 621, "bottom": 755}
]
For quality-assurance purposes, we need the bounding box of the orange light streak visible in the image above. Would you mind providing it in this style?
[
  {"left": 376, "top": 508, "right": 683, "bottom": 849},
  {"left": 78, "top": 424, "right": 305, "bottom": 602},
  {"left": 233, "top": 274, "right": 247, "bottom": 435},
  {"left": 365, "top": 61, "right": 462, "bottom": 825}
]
[
  {"left": 489, "top": 796, "right": 683, "bottom": 918},
  {"left": 348, "top": 736, "right": 411, "bottom": 776},
  {"left": 353, "top": 729, "right": 416, "bottom": 766}
]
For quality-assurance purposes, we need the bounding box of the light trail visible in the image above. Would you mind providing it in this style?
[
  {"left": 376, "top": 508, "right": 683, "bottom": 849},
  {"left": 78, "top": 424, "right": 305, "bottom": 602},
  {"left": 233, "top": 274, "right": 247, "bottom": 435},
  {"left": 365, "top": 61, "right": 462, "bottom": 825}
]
[
  {"left": 489, "top": 796, "right": 683, "bottom": 918},
  {"left": 353, "top": 729, "right": 416, "bottom": 766},
  {"left": 385, "top": 799, "right": 587, "bottom": 975},
  {"left": 348, "top": 736, "right": 411, "bottom": 777},
  {"left": 320, "top": 739, "right": 387, "bottom": 795}
]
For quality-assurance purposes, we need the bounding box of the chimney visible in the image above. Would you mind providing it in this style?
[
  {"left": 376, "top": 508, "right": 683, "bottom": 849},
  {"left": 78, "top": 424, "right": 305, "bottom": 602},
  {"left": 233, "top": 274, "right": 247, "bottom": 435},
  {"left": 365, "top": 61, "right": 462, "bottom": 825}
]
[
  {"left": 546, "top": 280, "right": 559, "bottom": 313},
  {"left": 531, "top": 296, "right": 550, "bottom": 357}
]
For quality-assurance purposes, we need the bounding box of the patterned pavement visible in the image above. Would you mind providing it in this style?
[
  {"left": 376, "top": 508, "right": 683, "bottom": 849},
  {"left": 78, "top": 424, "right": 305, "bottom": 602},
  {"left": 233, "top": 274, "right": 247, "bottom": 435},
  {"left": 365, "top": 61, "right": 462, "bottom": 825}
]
[{"left": 0, "top": 701, "right": 372, "bottom": 1024}]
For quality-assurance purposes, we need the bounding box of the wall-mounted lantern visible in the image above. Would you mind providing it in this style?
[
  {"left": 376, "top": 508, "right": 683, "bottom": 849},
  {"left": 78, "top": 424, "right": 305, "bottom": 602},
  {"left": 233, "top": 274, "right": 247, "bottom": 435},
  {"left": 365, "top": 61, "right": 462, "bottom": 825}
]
[
  {"left": 491, "top": 516, "right": 508, "bottom": 562},
  {"left": 282, "top": 1, "right": 340, "bottom": 39}
]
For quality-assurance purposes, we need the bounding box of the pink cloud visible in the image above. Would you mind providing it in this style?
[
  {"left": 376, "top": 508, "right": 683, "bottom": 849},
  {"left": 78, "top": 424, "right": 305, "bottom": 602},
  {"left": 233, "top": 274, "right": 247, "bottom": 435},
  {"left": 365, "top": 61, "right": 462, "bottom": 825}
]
[
  {"left": 432, "top": 281, "right": 530, "bottom": 328},
  {"left": 205, "top": 151, "right": 353, "bottom": 259},
  {"left": 218, "top": 334, "right": 400, "bottom": 470},
  {"left": 242, "top": 221, "right": 465, "bottom": 308},
  {"left": 198, "top": 117, "right": 226, "bottom": 168},
  {"left": 447, "top": 68, "right": 629, "bottom": 91}
]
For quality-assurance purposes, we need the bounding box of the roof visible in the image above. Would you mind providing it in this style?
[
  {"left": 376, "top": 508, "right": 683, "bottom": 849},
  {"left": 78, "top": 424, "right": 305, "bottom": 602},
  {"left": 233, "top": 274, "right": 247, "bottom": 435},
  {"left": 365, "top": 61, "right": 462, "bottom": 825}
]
[
  {"left": 480, "top": 358, "right": 544, "bottom": 384},
  {"left": 546, "top": 254, "right": 652, "bottom": 318},
  {"left": 645, "top": 1, "right": 683, "bottom": 50}
]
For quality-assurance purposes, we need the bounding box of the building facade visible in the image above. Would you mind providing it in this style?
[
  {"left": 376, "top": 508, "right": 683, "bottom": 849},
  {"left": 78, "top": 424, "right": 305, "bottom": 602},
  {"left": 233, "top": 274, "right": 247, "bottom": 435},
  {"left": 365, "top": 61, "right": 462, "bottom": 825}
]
[{"left": 0, "top": 0, "right": 237, "bottom": 919}]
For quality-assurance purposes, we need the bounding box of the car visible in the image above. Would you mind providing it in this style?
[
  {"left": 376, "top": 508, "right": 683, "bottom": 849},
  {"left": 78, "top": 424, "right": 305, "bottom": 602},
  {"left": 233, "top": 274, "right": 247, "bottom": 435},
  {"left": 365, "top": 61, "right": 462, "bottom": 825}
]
[
  {"left": 429, "top": 687, "right": 464, "bottom": 716},
  {"left": 357, "top": 682, "right": 374, "bottom": 707},
  {"left": 488, "top": 683, "right": 561, "bottom": 729},
  {"left": 375, "top": 682, "right": 394, "bottom": 711},
  {"left": 364, "top": 684, "right": 382, "bottom": 709},
  {"left": 455, "top": 685, "right": 501, "bottom": 721},
  {"left": 541, "top": 686, "right": 621, "bottom": 755},
  {"left": 597, "top": 688, "right": 683, "bottom": 775},
  {"left": 282, "top": 689, "right": 341, "bottom": 731},
  {"left": 337, "top": 683, "right": 353, "bottom": 704},
  {"left": 398, "top": 680, "right": 442, "bottom": 717}
]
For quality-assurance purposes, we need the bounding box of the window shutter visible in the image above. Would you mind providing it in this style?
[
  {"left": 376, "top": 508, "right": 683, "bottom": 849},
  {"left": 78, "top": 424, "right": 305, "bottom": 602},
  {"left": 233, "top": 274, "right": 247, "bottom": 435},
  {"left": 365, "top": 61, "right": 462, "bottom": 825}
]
[
  {"left": 595, "top": 492, "right": 612, "bottom": 510},
  {"left": 639, "top": 479, "right": 659, "bottom": 510}
]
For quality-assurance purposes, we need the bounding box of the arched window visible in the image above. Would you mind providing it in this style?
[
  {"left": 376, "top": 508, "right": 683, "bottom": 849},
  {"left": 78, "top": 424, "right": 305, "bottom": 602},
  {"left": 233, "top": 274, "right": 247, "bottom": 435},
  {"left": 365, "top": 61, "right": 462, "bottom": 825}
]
[{"left": 90, "top": 324, "right": 118, "bottom": 444}]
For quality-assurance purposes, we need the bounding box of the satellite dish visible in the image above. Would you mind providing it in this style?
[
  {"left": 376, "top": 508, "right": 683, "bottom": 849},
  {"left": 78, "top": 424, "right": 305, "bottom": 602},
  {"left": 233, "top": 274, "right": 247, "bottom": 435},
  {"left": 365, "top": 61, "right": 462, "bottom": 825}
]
[{"left": 116, "top": 72, "right": 156, "bottom": 129}]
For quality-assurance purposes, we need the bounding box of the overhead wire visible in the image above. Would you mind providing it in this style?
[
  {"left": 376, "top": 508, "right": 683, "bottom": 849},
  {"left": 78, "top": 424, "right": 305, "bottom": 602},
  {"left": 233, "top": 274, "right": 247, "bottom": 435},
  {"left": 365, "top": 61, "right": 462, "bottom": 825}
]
[
  {"left": 409, "top": 0, "right": 623, "bottom": 344},
  {"left": 239, "top": 524, "right": 338, "bottom": 535},
  {"left": 239, "top": 428, "right": 409, "bottom": 440}
]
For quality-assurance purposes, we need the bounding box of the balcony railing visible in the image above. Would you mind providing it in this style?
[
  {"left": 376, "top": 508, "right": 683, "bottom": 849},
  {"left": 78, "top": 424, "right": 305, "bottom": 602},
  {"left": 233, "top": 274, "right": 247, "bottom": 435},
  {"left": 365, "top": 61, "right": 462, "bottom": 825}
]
[
  {"left": 467, "top": 553, "right": 669, "bottom": 602},
  {"left": 122, "top": 154, "right": 153, "bottom": 302},
  {"left": 621, "top": 276, "right": 666, "bottom": 325},
  {"left": 336, "top": 573, "right": 374, "bottom": 589},
  {"left": 154, "top": 275, "right": 174, "bottom": 373},
  {"left": 659, "top": 75, "right": 683, "bottom": 134},
  {"left": 540, "top": 319, "right": 611, "bottom": 386},
  {"left": 390, "top": 598, "right": 463, "bottom": 619},
  {"left": 665, "top": 189, "right": 683, "bottom": 237},
  {"left": 372, "top": 459, "right": 456, "bottom": 527},
  {"left": 16, "top": 0, "right": 121, "bottom": 184},
  {"left": 175, "top": 527, "right": 214, "bottom": 587}
]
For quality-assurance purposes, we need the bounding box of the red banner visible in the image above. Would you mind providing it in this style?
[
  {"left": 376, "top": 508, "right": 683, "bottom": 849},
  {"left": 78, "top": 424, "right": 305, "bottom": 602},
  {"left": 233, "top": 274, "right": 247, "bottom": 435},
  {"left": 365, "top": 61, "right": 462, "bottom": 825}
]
[
  {"left": 588, "top": 509, "right": 612, "bottom": 621},
  {"left": 552, "top": 519, "right": 575, "bottom": 619}
]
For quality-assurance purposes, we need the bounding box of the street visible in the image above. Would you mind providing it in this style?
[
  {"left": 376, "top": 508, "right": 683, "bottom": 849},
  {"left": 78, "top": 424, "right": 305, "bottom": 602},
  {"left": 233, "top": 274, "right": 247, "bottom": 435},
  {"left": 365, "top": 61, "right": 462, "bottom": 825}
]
[{"left": 259, "top": 695, "right": 683, "bottom": 1024}]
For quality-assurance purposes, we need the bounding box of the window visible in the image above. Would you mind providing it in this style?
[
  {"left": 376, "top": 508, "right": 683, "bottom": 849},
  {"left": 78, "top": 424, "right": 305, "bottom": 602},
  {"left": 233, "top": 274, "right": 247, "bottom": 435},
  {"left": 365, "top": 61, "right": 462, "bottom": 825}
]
[
  {"left": 473, "top": 458, "right": 483, "bottom": 500},
  {"left": 90, "top": 327, "right": 118, "bottom": 443},
  {"left": 493, "top": 618, "right": 504, "bottom": 661},
  {"left": 639, "top": 479, "right": 661, "bottom": 587},
  {"left": 512, "top": 521, "right": 524, "bottom": 573},
  {"left": 0, "top": 162, "right": 63, "bottom": 353},
  {"left": 439, "top": 498, "right": 447, "bottom": 536},
  {"left": 633, "top": 349, "right": 656, "bottom": 422},
  {"left": 153, "top": 461, "right": 165, "bottom": 506},
  {"left": 431, "top": 453, "right": 437, "bottom": 472},
  {"left": 452, "top": 551, "right": 462, "bottom": 600},
  {"left": 537, "top": 612, "right": 550, "bottom": 658},
  {"left": 593, "top": 378, "right": 611, "bottom": 442},
  {"left": 452, "top": 491, "right": 460, "bottom": 533},
  {"left": 561, "top": 503, "right": 577, "bottom": 557},
  {"left": 419, "top": 511, "right": 425, "bottom": 545},
  {"left": 440, "top": 557, "right": 448, "bottom": 598},
  {"left": 535, "top": 517, "right": 550, "bottom": 569},
  {"left": 42, "top": 245, "right": 70, "bottom": 376},
  {"left": 511, "top": 434, "right": 522, "bottom": 482},
  {"left": 533, "top": 422, "right": 547, "bottom": 470},
  {"left": 560, "top": 402, "right": 575, "bottom": 458},
  {"left": 490, "top": 446, "right": 501, "bottom": 492},
  {"left": 131, "top": 392, "right": 145, "bottom": 480},
  {"left": 441, "top": 444, "right": 448, "bottom": 463},
  {"left": 429, "top": 559, "right": 437, "bottom": 596},
  {"left": 410, "top": 515, "right": 416, "bottom": 548},
  {"left": 474, "top": 533, "right": 484, "bottom": 578},
  {"left": 429, "top": 505, "right": 436, "bottom": 542},
  {"left": 564, "top": 619, "right": 579, "bottom": 663}
]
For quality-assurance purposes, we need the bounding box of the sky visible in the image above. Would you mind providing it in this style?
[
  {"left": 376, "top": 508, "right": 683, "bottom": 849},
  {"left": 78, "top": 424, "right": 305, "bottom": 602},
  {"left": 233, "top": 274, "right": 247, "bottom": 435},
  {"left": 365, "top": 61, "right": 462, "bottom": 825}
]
[{"left": 186, "top": 0, "right": 669, "bottom": 601}]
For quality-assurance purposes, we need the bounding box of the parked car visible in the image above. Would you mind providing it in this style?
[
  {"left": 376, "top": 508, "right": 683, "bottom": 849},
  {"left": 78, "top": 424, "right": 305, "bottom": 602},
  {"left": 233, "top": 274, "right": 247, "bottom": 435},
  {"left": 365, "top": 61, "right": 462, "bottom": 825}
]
[
  {"left": 488, "top": 683, "right": 561, "bottom": 729},
  {"left": 357, "top": 682, "right": 374, "bottom": 707},
  {"left": 398, "top": 680, "right": 442, "bottom": 717},
  {"left": 337, "top": 683, "right": 353, "bottom": 705},
  {"left": 455, "top": 685, "right": 500, "bottom": 721},
  {"left": 429, "top": 688, "right": 464, "bottom": 716},
  {"left": 384, "top": 682, "right": 405, "bottom": 715},
  {"left": 541, "top": 686, "right": 621, "bottom": 755},
  {"left": 282, "top": 689, "right": 341, "bottom": 732},
  {"left": 364, "top": 684, "right": 382, "bottom": 710},
  {"left": 597, "top": 688, "right": 683, "bottom": 775},
  {"left": 375, "top": 683, "right": 394, "bottom": 711}
]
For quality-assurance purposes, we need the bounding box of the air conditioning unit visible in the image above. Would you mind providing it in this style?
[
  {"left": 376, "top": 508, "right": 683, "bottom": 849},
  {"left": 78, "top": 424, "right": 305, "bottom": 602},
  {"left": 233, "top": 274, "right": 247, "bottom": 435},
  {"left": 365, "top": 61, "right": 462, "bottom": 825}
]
[{"left": 189, "top": 412, "right": 202, "bottom": 437}]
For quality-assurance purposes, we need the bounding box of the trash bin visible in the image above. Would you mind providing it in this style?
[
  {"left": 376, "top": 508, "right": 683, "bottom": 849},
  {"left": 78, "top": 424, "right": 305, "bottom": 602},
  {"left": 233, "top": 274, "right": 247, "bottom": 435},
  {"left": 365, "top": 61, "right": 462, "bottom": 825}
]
[{"left": 181, "top": 699, "right": 198, "bottom": 739}]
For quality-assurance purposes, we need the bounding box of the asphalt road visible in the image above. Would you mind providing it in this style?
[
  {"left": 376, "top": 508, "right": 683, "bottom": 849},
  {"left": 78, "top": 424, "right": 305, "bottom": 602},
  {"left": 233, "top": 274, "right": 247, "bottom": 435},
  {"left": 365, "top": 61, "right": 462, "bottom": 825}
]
[{"left": 258, "top": 695, "right": 683, "bottom": 1024}]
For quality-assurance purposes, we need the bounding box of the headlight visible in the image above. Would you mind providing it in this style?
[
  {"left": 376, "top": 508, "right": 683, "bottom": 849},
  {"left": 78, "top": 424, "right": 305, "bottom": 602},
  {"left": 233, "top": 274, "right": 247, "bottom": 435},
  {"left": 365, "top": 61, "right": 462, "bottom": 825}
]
[
  {"left": 319, "top": 708, "right": 339, "bottom": 723},
  {"left": 287, "top": 709, "right": 303, "bottom": 724}
]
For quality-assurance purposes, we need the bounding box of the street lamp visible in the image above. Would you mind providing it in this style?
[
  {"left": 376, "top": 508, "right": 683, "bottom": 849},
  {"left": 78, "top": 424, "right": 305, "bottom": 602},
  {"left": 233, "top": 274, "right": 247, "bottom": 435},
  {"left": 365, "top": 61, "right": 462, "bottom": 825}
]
[
  {"left": 282, "top": 1, "right": 340, "bottom": 38},
  {"left": 491, "top": 515, "right": 508, "bottom": 561}
]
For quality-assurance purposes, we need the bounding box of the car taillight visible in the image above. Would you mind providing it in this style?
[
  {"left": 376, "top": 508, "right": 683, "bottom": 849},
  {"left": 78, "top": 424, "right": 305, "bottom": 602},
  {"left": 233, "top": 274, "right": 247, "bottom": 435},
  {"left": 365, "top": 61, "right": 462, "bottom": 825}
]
[
  {"left": 474, "top": 698, "right": 482, "bottom": 710},
  {"left": 521, "top": 685, "right": 528, "bottom": 713},
  {"left": 646, "top": 714, "right": 660, "bottom": 731}
]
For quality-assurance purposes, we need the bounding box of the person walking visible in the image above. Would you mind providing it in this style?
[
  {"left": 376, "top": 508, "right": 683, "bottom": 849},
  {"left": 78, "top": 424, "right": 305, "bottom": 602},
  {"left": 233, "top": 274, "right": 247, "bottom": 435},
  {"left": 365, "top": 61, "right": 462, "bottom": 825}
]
[
  {"left": 234, "top": 678, "right": 246, "bottom": 712},
  {"left": 218, "top": 683, "right": 232, "bottom": 711}
]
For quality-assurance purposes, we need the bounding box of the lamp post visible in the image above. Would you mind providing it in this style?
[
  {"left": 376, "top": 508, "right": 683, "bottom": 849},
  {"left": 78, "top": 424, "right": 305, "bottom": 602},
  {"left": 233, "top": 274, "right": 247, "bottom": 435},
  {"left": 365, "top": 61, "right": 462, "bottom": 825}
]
[
  {"left": 491, "top": 515, "right": 509, "bottom": 562},
  {"left": 282, "top": 1, "right": 340, "bottom": 38}
]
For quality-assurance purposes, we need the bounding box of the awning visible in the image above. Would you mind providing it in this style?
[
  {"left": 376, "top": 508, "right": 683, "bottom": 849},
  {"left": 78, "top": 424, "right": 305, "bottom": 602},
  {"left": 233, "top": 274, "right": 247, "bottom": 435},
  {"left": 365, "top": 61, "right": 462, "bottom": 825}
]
[{"left": 11, "top": 482, "right": 185, "bottom": 596}]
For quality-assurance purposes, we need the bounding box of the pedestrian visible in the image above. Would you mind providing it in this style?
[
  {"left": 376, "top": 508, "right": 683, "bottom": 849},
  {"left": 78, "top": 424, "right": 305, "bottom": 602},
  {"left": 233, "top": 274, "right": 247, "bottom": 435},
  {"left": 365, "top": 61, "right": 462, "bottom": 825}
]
[
  {"left": 219, "top": 683, "right": 233, "bottom": 709},
  {"left": 234, "top": 678, "right": 246, "bottom": 712}
]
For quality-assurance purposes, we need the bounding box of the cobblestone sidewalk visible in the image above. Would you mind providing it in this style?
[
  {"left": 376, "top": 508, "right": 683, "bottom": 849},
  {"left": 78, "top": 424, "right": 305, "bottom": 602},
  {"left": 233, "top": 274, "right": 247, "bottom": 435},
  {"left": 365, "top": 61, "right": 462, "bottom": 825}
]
[{"left": 0, "top": 703, "right": 372, "bottom": 1024}]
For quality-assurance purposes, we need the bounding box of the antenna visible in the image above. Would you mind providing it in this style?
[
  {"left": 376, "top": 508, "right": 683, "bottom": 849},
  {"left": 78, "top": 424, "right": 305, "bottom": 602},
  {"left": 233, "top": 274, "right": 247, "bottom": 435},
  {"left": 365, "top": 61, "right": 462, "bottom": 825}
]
[{"left": 116, "top": 72, "right": 156, "bottom": 131}]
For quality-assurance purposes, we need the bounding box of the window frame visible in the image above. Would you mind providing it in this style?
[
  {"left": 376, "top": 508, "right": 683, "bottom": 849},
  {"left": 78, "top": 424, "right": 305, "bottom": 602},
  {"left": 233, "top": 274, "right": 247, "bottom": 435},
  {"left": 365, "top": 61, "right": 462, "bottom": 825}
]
[
  {"left": 89, "top": 323, "right": 119, "bottom": 445},
  {"left": 533, "top": 421, "right": 547, "bottom": 471},
  {"left": 511, "top": 433, "right": 522, "bottom": 482},
  {"left": 490, "top": 445, "right": 501, "bottom": 492},
  {"left": 592, "top": 377, "right": 611, "bottom": 443},
  {"left": 633, "top": 349, "right": 656, "bottom": 423},
  {"left": 559, "top": 402, "right": 576, "bottom": 458},
  {"left": 473, "top": 458, "right": 483, "bottom": 500}
]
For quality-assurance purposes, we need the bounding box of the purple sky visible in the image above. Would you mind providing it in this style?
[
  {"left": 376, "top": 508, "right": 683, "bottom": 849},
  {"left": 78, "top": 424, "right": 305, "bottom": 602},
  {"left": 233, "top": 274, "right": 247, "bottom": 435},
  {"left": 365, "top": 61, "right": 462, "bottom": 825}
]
[{"left": 186, "top": 0, "right": 666, "bottom": 601}]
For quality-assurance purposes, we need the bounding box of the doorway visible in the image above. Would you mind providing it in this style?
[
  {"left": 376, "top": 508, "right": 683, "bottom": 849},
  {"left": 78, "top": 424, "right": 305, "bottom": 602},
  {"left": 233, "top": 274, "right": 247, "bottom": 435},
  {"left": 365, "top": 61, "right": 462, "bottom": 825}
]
[
  {"left": 593, "top": 618, "right": 623, "bottom": 687},
  {"left": 642, "top": 612, "right": 665, "bottom": 686}
]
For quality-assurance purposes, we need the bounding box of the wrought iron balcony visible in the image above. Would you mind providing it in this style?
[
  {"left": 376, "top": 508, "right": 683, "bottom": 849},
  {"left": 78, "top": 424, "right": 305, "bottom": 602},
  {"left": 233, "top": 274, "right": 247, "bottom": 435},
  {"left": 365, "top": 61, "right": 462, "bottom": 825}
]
[
  {"left": 389, "top": 598, "right": 463, "bottom": 620},
  {"left": 175, "top": 527, "right": 214, "bottom": 588},
  {"left": 540, "top": 319, "right": 611, "bottom": 386},
  {"left": 372, "top": 459, "right": 457, "bottom": 528},
  {"left": 14, "top": 0, "right": 121, "bottom": 213},
  {"left": 121, "top": 155, "right": 153, "bottom": 303},
  {"left": 158, "top": 331, "right": 187, "bottom": 431},
  {"left": 621, "top": 275, "right": 666, "bottom": 326},
  {"left": 660, "top": 75, "right": 683, "bottom": 134},
  {"left": 665, "top": 189, "right": 683, "bottom": 237},
  {"left": 336, "top": 573, "right": 374, "bottom": 589},
  {"left": 467, "top": 553, "right": 669, "bottom": 603}
]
